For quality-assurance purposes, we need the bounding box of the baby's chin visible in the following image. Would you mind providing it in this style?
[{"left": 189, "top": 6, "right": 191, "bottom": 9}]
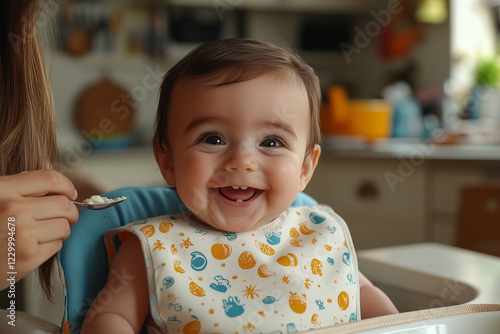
[{"left": 192, "top": 213, "right": 273, "bottom": 233}]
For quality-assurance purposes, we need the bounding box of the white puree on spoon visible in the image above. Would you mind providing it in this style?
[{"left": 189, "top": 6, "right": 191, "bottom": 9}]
[{"left": 82, "top": 195, "right": 127, "bottom": 204}]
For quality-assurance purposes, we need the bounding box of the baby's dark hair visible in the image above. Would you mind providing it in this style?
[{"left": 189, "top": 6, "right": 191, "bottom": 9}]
[{"left": 154, "top": 38, "right": 321, "bottom": 156}]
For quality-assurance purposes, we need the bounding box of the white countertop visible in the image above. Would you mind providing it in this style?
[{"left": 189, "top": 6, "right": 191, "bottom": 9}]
[
  {"left": 358, "top": 243, "right": 500, "bottom": 305},
  {"left": 322, "top": 137, "right": 500, "bottom": 161}
]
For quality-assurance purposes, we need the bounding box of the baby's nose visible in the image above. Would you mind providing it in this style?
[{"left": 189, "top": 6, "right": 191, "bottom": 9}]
[{"left": 224, "top": 145, "right": 257, "bottom": 173}]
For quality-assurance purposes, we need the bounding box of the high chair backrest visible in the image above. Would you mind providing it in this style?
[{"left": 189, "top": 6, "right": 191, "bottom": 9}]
[
  {"left": 59, "top": 186, "right": 317, "bottom": 333},
  {"left": 59, "top": 186, "right": 184, "bottom": 333}
]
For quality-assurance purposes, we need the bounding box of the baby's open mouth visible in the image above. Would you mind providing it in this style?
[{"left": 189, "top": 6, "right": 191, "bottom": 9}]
[{"left": 218, "top": 186, "right": 258, "bottom": 203}]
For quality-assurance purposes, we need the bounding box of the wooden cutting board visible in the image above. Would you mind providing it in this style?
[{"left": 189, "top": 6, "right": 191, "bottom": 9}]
[{"left": 75, "top": 76, "right": 135, "bottom": 145}]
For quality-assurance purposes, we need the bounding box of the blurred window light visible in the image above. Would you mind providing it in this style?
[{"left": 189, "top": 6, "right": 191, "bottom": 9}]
[{"left": 416, "top": 0, "right": 448, "bottom": 24}]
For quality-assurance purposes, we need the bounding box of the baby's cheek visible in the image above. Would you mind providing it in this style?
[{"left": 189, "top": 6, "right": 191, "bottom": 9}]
[
  {"left": 181, "top": 154, "right": 209, "bottom": 176},
  {"left": 269, "top": 161, "right": 301, "bottom": 186},
  {"left": 266, "top": 163, "right": 303, "bottom": 205}
]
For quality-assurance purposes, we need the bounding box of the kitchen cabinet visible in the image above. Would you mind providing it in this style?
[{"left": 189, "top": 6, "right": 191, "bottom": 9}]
[
  {"left": 306, "top": 157, "right": 427, "bottom": 250},
  {"left": 304, "top": 142, "right": 500, "bottom": 250},
  {"left": 426, "top": 160, "right": 500, "bottom": 245}
]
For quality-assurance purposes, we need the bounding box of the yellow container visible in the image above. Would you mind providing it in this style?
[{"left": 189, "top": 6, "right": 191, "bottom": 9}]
[{"left": 348, "top": 100, "right": 392, "bottom": 142}]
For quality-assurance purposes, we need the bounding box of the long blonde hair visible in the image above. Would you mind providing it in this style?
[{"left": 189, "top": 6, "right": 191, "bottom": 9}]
[{"left": 0, "top": 0, "right": 59, "bottom": 298}]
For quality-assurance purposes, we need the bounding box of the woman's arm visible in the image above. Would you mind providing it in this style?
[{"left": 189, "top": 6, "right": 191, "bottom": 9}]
[
  {"left": 0, "top": 171, "right": 79, "bottom": 290},
  {"left": 81, "top": 235, "right": 150, "bottom": 334},
  {"left": 359, "top": 271, "right": 399, "bottom": 319}
]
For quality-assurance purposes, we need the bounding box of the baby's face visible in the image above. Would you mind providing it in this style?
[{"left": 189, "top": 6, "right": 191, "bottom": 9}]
[{"left": 159, "top": 74, "right": 319, "bottom": 232}]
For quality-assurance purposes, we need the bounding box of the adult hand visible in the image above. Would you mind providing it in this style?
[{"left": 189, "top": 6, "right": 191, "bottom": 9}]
[{"left": 0, "top": 170, "right": 79, "bottom": 290}]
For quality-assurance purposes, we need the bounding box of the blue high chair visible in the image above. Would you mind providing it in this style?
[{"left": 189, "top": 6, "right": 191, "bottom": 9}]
[{"left": 60, "top": 186, "right": 185, "bottom": 333}]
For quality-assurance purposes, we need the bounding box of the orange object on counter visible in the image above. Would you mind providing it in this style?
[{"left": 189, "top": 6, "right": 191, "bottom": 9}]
[
  {"left": 329, "top": 86, "right": 350, "bottom": 134},
  {"left": 321, "top": 85, "right": 392, "bottom": 141},
  {"left": 319, "top": 104, "right": 335, "bottom": 134},
  {"left": 320, "top": 85, "right": 350, "bottom": 135}
]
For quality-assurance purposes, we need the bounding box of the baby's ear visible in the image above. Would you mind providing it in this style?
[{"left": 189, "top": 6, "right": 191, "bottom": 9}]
[
  {"left": 154, "top": 141, "right": 176, "bottom": 187},
  {"left": 299, "top": 144, "right": 321, "bottom": 192}
]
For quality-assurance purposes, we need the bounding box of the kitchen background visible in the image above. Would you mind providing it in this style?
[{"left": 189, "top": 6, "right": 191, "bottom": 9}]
[
  {"left": 19, "top": 0, "right": 499, "bottom": 324},
  {"left": 43, "top": 0, "right": 500, "bottom": 252},
  {"left": 50, "top": 0, "right": 450, "bottom": 152}
]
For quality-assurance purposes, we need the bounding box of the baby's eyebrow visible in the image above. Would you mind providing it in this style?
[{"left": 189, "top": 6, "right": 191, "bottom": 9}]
[
  {"left": 265, "top": 121, "right": 297, "bottom": 138},
  {"left": 184, "top": 116, "right": 220, "bottom": 134},
  {"left": 184, "top": 116, "right": 297, "bottom": 139}
]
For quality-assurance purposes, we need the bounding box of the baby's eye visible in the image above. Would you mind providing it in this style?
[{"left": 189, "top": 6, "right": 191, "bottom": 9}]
[
  {"left": 260, "top": 136, "right": 285, "bottom": 148},
  {"left": 200, "top": 134, "right": 225, "bottom": 145}
]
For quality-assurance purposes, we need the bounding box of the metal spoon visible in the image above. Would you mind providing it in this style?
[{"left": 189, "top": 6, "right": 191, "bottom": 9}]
[{"left": 72, "top": 197, "right": 126, "bottom": 210}]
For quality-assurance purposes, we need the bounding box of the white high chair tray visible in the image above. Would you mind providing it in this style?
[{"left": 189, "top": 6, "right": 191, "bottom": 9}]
[
  {"left": 351, "top": 311, "right": 500, "bottom": 333},
  {"left": 309, "top": 304, "right": 500, "bottom": 334}
]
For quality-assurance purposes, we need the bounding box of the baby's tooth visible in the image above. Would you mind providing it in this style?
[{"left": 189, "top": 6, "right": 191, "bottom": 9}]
[
  {"left": 232, "top": 186, "right": 239, "bottom": 189},
  {"left": 236, "top": 199, "right": 243, "bottom": 203},
  {"left": 241, "top": 186, "right": 248, "bottom": 190}
]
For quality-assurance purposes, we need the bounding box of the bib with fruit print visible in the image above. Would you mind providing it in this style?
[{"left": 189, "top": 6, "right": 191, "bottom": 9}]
[{"left": 106, "top": 204, "right": 360, "bottom": 333}]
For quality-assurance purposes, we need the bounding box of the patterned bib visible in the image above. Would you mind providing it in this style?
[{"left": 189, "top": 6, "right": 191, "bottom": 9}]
[{"left": 106, "top": 204, "right": 360, "bottom": 333}]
